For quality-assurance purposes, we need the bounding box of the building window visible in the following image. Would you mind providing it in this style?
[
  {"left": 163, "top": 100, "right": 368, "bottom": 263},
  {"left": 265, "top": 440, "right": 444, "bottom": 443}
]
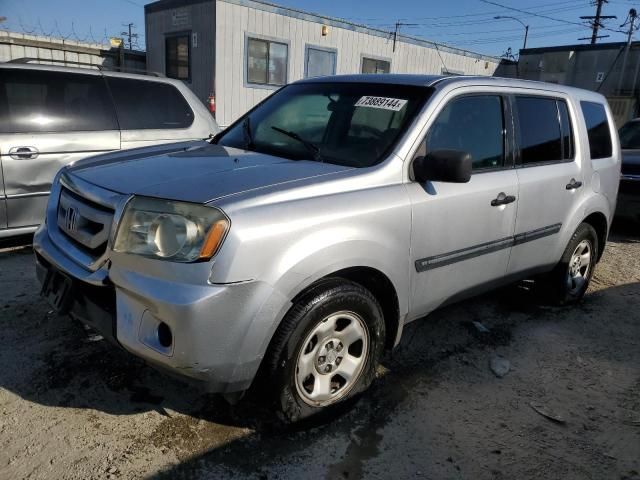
[
  {"left": 166, "top": 33, "right": 190, "bottom": 81},
  {"left": 362, "top": 57, "right": 390, "bottom": 74},
  {"left": 305, "top": 46, "right": 337, "bottom": 78},
  {"left": 247, "top": 37, "right": 288, "bottom": 86},
  {"left": 441, "top": 67, "right": 464, "bottom": 75}
]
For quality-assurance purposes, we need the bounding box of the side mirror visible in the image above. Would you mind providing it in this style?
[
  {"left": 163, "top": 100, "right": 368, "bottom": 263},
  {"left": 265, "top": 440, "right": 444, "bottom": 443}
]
[{"left": 412, "top": 149, "right": 472, "bottom": 183}]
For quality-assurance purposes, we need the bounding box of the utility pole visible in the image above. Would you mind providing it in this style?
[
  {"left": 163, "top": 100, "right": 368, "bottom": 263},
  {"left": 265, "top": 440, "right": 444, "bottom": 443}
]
[
  {"left": 580, "top": 0, "right": 616, "bottom": 44},
  {"left": 618, "top": 8, "right": 638, "bottom": 94},
  {"left": 120, "top": 23, "right": 139, "bottom": 50},
  {"left": 393, "top": 21, "right": 418, "bottom": 52}
]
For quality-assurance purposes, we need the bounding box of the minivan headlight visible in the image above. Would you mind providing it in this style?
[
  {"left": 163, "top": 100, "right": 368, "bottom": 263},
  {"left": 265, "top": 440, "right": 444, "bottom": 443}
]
[{"left": 114, "top": 197, "right": 229, "bottom": 262}]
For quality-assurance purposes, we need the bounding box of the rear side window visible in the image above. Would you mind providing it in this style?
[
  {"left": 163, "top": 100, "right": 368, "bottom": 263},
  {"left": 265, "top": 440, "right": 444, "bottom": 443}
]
[
  {"left": 426, "top": 95, "right": 504, "bottom": 170},
  {"left": 0, "top": 69, "right": 118, "bottom": 133},
  {"left": 581, "top": 101, "right": 613, "bottom": 159},
  {"left": 558, "top": 100, "right": 574, "bottom": 159},
  {"left": 514, "top": 96, "right": 569, "bottom": 164},
  {"left": 106, "top": 77, "right": 194, "bottom": 130}
]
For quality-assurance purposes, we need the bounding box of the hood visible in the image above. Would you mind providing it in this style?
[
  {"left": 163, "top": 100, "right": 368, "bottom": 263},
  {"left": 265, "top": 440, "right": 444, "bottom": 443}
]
[{"left": 68, "top": 143, "right": 352, "bottom": 203}]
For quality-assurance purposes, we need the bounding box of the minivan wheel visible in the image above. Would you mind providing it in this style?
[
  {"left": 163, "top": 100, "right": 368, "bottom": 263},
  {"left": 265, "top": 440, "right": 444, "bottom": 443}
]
[
  {"left": 539, "top": 223, "right": 599, "bottom": 305},
  {"left": 266, "top": 279, "right": 385, "bottom": 423}
]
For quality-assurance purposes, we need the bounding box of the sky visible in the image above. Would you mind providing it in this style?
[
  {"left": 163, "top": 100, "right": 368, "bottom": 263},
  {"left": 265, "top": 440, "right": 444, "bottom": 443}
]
[{"left": 2, "top": 0, "right": 640, "bottom": 56}]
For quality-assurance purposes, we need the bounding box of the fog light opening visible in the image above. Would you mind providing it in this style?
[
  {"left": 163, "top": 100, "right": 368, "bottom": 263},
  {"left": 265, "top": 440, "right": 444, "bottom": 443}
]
[{"left": 157, "top": 322, "right": 173, "bottom": 348}]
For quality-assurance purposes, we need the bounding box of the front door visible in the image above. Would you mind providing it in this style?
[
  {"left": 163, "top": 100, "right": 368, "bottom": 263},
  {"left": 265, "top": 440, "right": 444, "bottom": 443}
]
[
  {"left": 406, "top": 93, "right": 519, "bottom": 318},
  {"left": 0, "top": 68, "right": 120, "bottom": 230}
]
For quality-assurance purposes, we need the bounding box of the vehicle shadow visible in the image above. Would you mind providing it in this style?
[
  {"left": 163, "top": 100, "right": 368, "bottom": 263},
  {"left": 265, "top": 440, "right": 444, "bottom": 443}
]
[
  {"left": 1, "top": 232, "right": 639, "bottom": 478},
  {"left": 151, "top": 279, "right": 640, "bottom": 479},
  {"left": 610, "top": 217, "right": 639, "bottom": 243},
  {"left": 0, "top": 233, "right": 33, "bottom": 251}
]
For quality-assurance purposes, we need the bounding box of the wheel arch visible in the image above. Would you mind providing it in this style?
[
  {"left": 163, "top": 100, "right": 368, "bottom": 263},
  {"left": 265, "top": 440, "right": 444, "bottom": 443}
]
[
  {"left": 582, "top": 211, "right": 608, "bottom": 262},
  {"left": 290, "top": 266, "right": 401, "bottom": 351}
]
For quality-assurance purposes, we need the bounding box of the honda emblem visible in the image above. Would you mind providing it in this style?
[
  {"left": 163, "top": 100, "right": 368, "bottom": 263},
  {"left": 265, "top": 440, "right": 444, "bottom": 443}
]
[{"left": 65, "top": 206, "right": 80, "bottom": 232}]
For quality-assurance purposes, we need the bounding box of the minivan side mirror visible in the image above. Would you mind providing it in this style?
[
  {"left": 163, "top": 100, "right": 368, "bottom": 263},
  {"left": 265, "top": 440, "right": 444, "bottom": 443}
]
[{"left": 412, "top": 149, "right": 472, "bottom": 183}]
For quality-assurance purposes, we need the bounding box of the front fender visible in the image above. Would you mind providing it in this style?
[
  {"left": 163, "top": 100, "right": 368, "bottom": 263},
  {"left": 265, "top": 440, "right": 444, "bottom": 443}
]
[{"left": 225, "top": 238, "right": 410, "bottom": 387}]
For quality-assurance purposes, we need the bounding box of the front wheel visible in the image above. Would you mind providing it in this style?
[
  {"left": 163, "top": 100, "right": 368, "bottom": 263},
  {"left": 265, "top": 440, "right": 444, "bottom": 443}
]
[
  {"left": 266, "top": 279, "right": 385, "bottom": 423},
  {"left": 538, "top": 223, "right": 599, "bottom": 305}
]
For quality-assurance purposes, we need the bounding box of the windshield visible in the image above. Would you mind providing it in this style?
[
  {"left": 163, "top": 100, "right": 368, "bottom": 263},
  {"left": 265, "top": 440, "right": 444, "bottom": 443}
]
[
  {"left": 216, "top": 82, "right": 431, "bottom": 167},
  {"left": 619, "top": 120, "right": 640, "bottom": 149}
]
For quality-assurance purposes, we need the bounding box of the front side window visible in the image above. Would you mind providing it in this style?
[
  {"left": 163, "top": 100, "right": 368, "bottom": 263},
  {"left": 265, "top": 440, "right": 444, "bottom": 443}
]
[
  {"left": 425, "top": 95, "right": 505, "bottom": 170},
  {"left": 106, "top": 78, "right": 194, "bottom": 130},
  {"left": 581, "top": 101, "right": 613, "bottom": 159},
  {"left": 216, "top": 82, "right": 430, "bottom": 167},
  {"left": 247, "top": 37, "right": 288, "bottom": 86},
  {"left": 362, "top": 57, "right": 390, "bottom": 74},
  {"left": 166, "top": 34, "right": 190, "bottom": 81},
  {"left": 0, "top": 69, "right": 117, "bottom": 133}
]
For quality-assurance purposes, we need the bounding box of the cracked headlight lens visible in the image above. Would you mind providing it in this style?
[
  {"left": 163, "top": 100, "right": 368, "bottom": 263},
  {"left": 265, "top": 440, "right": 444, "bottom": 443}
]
[{"left": 114, "top": 197, "right": 229, "bottom": 262}]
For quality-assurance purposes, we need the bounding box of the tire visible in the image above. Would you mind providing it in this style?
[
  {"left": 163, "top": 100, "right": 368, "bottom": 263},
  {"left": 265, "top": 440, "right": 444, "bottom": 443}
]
[
  {"left": 265, "top": 278, "right": 385, "bottom": 424},
  {"left": 538, "top": 223, "right": 599, "bottom": 305}
]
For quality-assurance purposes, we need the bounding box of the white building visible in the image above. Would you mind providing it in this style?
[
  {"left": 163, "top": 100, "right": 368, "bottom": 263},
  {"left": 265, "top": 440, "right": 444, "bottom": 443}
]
[{"left": 145, "top": 0, "right": 501, "bottom": 126}]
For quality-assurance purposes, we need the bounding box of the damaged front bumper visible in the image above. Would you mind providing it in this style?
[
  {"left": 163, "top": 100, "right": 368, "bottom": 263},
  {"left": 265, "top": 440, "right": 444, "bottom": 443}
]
[{"left": 33, "top": 223, "right": 287, "bottom": 394}]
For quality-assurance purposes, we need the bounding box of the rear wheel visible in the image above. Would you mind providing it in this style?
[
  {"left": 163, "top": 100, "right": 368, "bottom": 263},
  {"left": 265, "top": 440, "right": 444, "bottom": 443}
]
[
  {"left": 538, "top": 223, "right": 599, "bottom": 305},
  {"left": 266, "top": 279, "right": 385, "bottom": 423}
]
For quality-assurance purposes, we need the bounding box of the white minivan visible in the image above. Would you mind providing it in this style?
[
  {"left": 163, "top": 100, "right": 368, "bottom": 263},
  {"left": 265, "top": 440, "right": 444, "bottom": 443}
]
[{"left": 0, "top": 62, "right": 219, "bottom": 239}]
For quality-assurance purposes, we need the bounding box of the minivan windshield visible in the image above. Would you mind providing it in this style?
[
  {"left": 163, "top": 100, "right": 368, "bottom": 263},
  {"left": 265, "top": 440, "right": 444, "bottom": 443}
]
[
  {"left": 216, "top": 82, "right": 431, "bottom": 167},
  {"left": 619, "top": 120, "right": 640, "bottom": 149}
]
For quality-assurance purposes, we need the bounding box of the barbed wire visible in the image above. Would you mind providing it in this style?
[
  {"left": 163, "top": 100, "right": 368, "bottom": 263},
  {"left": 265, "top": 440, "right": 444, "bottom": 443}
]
[{"left": 3, "top": 17, "right": 145, "bottom": 51}]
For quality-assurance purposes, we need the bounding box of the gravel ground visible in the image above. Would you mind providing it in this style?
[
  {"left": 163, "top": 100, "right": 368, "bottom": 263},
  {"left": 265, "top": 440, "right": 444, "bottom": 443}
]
[{"left": 0, "top": 222, "right": 639, "bottom": 480}]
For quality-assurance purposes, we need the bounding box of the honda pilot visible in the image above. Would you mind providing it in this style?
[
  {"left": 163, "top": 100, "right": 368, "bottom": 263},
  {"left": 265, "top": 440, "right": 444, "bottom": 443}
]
[{"left": 33, "top": 75, "right": 620, "bottom": 422}]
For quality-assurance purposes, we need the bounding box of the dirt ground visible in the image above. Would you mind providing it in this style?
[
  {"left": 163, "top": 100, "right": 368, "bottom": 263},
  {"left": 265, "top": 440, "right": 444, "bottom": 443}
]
[{"left": 1, "top": 222, "right": 639, "bottom": 480}]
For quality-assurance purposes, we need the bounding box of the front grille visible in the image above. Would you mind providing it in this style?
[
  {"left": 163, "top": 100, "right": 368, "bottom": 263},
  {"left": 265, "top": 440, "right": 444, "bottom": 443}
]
[{"left": 57, "top": 187, "right": 114, "bottom": 258}]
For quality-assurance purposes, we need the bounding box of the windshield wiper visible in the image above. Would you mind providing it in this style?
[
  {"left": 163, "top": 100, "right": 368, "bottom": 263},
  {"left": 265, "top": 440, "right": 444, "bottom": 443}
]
[
  {"left": 271, "top": 126, "right": 324, "bottom": 162},
  {"left": 243, "top": 116, "right": 255, "bottom": 150}
]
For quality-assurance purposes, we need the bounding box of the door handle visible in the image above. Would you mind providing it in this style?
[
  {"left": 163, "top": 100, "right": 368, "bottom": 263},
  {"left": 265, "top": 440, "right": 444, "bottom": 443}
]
[
  {"left": 491, "top": 192, "right": 516, "bottom": 207},
  {"left": 8, "top": 146, "right": 39, "bottom": 160},
  {"left": 566, "top": 178, "right": 583, "bottom": 190}
]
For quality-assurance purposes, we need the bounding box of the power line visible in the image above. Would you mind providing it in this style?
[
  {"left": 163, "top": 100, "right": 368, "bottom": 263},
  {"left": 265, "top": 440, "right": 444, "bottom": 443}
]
[
  {"left": 580, "top": 0, "right": 617, "bottom": 43},
  {"left": 346, "top": 0, "right": 580, "bottom": 22},
  {"left": 366, "top": 4, "right": 588, "bottom": 31},
  {"left": 478, "top": 0, "right": 625, "bottom": 37},
  {"left": 120, "top": 22, "right": 139, "bottom": 50}
]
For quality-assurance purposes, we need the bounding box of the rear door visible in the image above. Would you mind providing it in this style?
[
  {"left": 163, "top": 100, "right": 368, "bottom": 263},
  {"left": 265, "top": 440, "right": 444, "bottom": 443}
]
[
  {"left": 506, "top": 94, "right": 582, "bottom": 275},
  {"left": 0, "top": 68, "right": 120, "bottom": 230},
  {"left": 105, "top": 76, "right": 201, "bottom": 149}
]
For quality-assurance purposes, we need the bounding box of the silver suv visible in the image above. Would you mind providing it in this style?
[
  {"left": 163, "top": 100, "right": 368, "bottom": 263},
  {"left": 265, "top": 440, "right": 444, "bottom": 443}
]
[
  {"left": 33, "top": 75, "right": 620, "bottom": 422},
  {"left": 0, "top": 63, "right": 219, "bottom": 239}
]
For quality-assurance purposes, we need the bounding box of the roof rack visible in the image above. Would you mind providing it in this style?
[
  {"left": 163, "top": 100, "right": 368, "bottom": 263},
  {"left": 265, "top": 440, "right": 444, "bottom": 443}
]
[{"left": 5, "top": 58, "right": 164, "bottom": 77}]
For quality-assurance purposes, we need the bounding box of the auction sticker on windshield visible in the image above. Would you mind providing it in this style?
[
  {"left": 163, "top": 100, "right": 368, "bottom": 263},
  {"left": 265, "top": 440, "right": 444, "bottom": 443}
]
[{"left": 355, "top": 96, "right": 408, "bottom": 111}]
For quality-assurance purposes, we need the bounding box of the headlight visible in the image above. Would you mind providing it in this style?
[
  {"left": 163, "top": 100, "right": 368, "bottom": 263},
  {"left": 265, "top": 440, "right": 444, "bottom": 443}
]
[{"left": 113, "top": 197, "right": 229, "bottom": 262}]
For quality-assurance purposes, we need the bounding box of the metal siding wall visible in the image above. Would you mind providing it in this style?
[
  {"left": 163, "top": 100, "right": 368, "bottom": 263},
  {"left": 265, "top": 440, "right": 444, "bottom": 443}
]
[
  {"left": 0, "top": 31, "right": 142, "bottom": 68},
  {"left": 214, "top": 1, "right": 500, "bottom": 126}
]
